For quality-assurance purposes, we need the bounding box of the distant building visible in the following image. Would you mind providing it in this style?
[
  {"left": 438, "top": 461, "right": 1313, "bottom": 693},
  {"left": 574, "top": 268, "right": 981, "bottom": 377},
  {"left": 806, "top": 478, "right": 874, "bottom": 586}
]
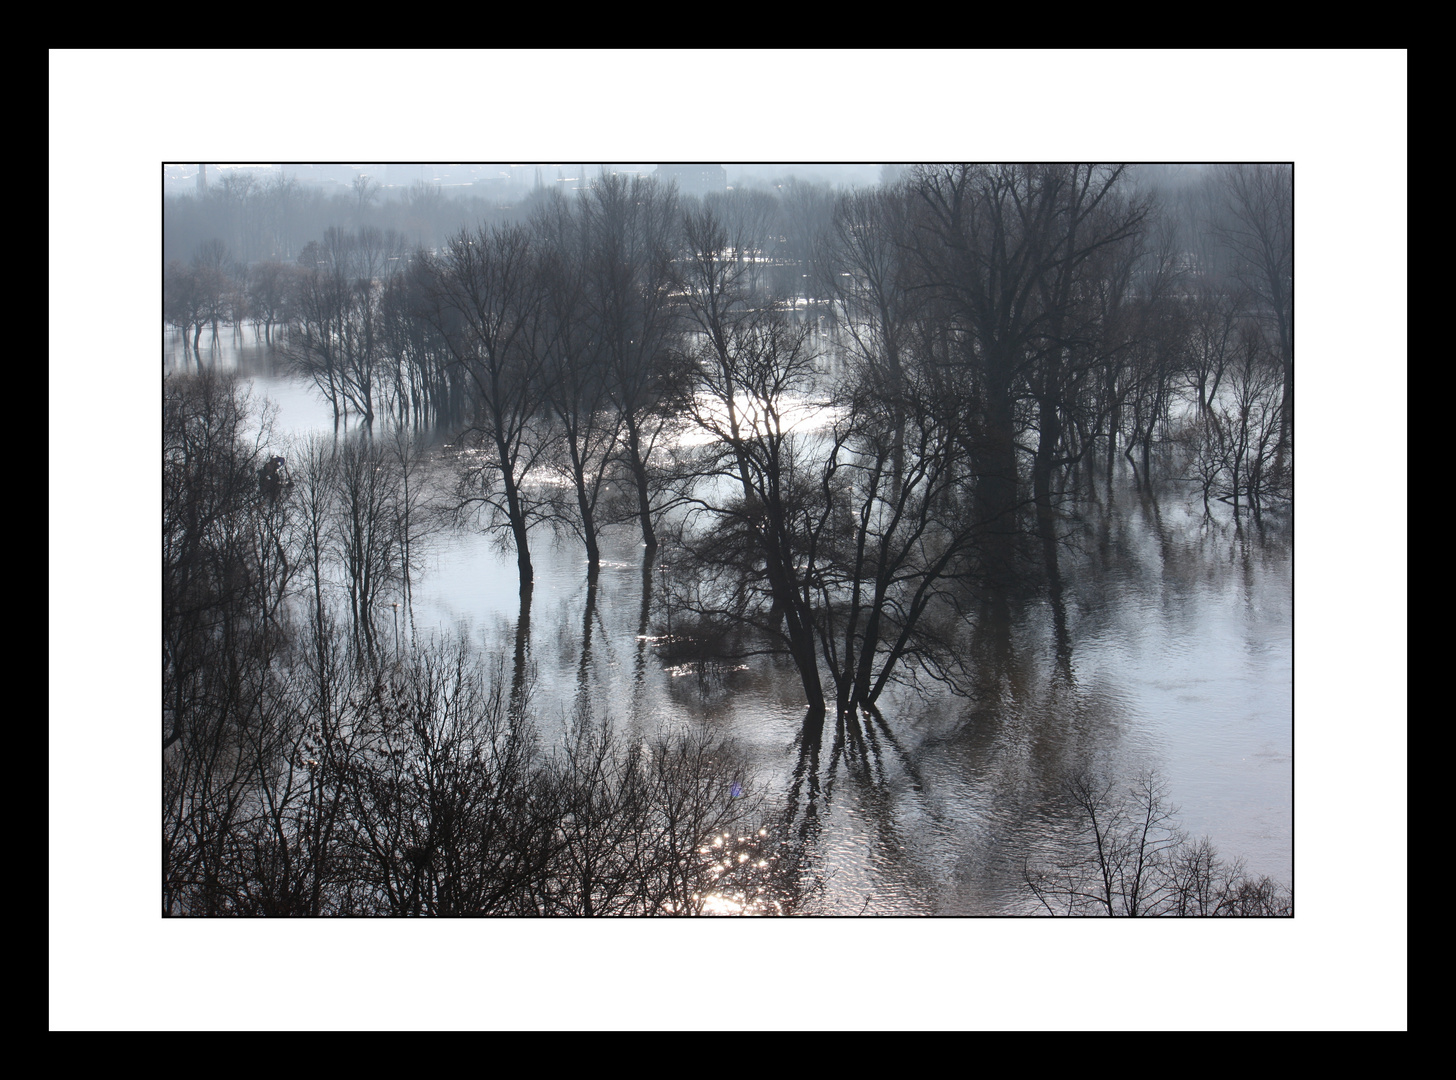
[
  {"left": 197, "top": 164, "right": 207, "bottom": 195},
  {"left": 654, "top": 164, "right": 726, "bottom": 199}
]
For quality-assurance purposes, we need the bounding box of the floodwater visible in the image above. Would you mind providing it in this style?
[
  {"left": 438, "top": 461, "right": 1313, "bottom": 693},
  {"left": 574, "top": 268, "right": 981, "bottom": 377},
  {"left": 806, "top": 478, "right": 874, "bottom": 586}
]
[{"left": 165, "top": 329, "right": 1293, "bottom": 915}]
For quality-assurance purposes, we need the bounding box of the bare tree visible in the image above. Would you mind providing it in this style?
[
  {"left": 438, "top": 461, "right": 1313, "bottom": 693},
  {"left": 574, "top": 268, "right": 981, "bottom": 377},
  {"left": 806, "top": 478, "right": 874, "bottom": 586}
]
[
  {"left": 287, "top": 433, "right": 342, "bottom": 715},
  {"left": 163, "top": 371, "right": 281, "bottom": 752},
  {"left": 533, "top": 711, "right": 764, "bottom": 915},
  {"left": 1179, "top": 319, "right": 1286, "bottom": 521},
  {"left": 164, "top": 260, "right": 208, "bottom": 365},
  {"left": 191, "top": 238, "right": 237, "bottom": 351},
  {"left": 164, "top": 619, "right": 779, "bottom": 916},
  {"left": 1024, "top": 767, "right": 1292, "bottom": 916},
  {"left": 336, "top": 435, "right": 396, "bottom": 657},
  {"left": 260, "top": 172, "right": 301, "bottom": 259},
  {"left": 163, "top": 372, "right": 302, "bottom": 913},
  {"left": 321, "top": 642, "right": 549, "bottom": 915},
  {"left": 1210, "top": 165, "right": 1293, "bottom": 455},
  {"left": 909, "top": 165, "right": 1147, "bottom": 580},
  {"left": 1184, "top": 279, "right": 1243, "bottom": 416},
  {"left": 817, "top": 184, "right": 922, "bottom": 493},
  {"left": 672, "top": 310, "right": 830, "bottom": 715},
  {"left": 812, "top": 375, "right": 981, "bottom": 716},
  {"left": 416, "top": 224, "right": 547, "bottom": 592},
  {"left": 579, "top": 173, "right": 687, "bottom": 551},
  {"left": 247, "top": 260, "right": 296, "bottom": 346},
  {"left": 529, "top": 190, "right": 620, "bottom": 572},
  {"left": 287, "top": 228, "right": 406, "bottom": 431},
  {"left": 352, "top": 173, "right": 380, "bottom": 221}
]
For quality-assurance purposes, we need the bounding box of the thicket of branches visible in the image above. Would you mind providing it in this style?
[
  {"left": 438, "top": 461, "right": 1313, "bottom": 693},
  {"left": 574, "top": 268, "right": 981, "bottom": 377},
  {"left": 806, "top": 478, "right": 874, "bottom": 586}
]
[
  {"left": 1023, "top": 768, "right": 1293, "bottom": 916},
  {"left": 162, "top": 372, "right": 795, "bottom": 916}
]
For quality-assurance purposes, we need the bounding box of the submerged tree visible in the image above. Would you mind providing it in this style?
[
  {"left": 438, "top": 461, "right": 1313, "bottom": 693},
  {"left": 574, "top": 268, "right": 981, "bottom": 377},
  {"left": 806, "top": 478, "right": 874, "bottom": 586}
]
[
  {"left": 415, "top": 223, "right": 546, "bottom": 592},
  {"left": 818, "top": 183, "right": 922, "bottom": 494},
  {"left": 1210, "top": 164, "right": 1293, "bottom": 455},
  {"left": 164, "top": 260, "right": 209, "bottom": 365},
  {"left": 812, "top": 366, "right": 982, "bottom": 716},
  {"left": 1180, "top": 319, "right": 1287, "bottom": 521},
  {"left": 287, "top": 227, "right": 406, "bottom": 431},
  {"left": 579, "top": 173, "right": 688, "bottom": 552},
  {"left": 908, "top": 164, "right": 1148, "bottom": 582},
  {"left": 672, "top": 309, "right": 831, "bottom": 715},
  {"left": 529, "top": 190, "right": 621, "bottom": 572}
]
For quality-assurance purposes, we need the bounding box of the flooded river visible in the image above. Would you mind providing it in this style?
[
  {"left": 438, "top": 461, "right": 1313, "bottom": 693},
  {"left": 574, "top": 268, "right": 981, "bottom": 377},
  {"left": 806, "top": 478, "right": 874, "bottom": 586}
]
[{"left": 165, "top": 329, "right": 1292, "bottom": 914}]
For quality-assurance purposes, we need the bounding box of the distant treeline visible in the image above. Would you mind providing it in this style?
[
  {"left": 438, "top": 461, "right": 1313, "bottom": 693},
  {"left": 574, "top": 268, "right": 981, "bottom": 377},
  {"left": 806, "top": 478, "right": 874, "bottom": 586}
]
[{"left": 164, "top": 170, "right": 529, "bottom": 265}]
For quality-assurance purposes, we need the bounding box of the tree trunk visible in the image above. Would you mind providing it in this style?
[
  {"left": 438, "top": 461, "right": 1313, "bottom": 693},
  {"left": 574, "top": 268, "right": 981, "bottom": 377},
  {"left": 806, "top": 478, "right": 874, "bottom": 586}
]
[
  {"left": 496, "top": 435, "right": 533, "bottom": 591},
  {"left": 567, "top": 428, "right": 600, "bottom": 570},
  {"left": 623, "top": 421, "right": 656, "bottom": 550}
]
